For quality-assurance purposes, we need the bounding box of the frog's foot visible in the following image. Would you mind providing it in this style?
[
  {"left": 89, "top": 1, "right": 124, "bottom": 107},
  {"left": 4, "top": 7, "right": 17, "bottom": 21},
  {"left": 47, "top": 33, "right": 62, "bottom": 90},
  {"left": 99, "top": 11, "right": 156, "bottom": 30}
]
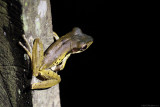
[
  {"left": 53, "top": 32, "right": 59, "bottom": 40},
  {"left": 19, "top": 34, "right": 32, "bottom": 59},
  {"left": 31, "top": 69, "right": 61, "bottom": 89}
]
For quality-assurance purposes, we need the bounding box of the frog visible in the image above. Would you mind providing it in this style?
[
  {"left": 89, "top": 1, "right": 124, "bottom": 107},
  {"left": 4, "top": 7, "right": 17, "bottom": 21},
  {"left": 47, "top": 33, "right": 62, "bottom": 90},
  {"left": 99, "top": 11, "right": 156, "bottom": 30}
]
[{"left": 19, "top": 27, "right": 93, "bottom": 89}]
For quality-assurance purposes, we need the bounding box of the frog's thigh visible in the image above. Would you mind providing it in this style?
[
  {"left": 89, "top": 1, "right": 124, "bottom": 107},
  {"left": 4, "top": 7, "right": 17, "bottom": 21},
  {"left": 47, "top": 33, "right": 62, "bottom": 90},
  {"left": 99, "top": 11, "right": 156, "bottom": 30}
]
[
  {"left": 32, "top": 38, "right": 44, "bottom": 76},
  {"left": 32, "top": 70, "right": 61, "bottom": 89}
]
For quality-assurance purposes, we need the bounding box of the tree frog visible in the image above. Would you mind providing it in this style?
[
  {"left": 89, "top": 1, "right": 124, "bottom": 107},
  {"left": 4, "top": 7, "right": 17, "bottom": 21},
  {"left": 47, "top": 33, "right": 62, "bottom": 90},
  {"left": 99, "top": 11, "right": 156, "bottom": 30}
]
[{"left": 19, "top": 27, "right": 93, "bottom": 89}]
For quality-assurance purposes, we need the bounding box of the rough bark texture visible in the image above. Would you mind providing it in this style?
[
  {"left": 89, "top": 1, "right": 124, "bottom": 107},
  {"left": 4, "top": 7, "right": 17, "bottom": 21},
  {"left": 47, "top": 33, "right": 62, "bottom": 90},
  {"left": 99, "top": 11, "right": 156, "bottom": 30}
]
[
  {"left": 0, "top": 0, "right": 61, "bottom": 107},
  {"left": 0, "top": 0, "right": 32, "bottom": 106}
]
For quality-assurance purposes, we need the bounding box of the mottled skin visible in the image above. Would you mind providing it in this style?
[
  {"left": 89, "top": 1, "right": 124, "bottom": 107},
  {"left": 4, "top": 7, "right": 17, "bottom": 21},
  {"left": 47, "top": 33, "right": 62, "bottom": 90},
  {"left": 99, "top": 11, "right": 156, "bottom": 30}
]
[{"left": 19, "top": 27, "right": 93, "bottom": 89}]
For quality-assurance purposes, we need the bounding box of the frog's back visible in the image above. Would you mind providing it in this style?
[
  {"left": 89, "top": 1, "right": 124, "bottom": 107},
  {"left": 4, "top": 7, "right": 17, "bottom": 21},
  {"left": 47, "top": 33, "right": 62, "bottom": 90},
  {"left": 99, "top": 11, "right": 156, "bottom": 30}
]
[{"left": 40, "top": 34, "right": 72, "bottom": 70}]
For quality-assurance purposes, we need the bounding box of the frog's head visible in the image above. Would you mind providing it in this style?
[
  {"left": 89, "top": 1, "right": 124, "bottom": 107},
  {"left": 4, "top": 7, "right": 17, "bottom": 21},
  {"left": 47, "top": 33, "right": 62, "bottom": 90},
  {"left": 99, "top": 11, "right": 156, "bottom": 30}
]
[{"left": 70, "top": 27, "right": 93, "bottom": 54}]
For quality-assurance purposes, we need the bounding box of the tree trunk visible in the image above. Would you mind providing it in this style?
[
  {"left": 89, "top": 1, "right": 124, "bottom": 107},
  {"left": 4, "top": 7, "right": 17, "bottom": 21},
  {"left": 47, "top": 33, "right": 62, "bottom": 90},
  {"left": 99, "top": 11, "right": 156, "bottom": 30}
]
[{"left": 0, "top": 0, "right": 61, "bottom": 107}]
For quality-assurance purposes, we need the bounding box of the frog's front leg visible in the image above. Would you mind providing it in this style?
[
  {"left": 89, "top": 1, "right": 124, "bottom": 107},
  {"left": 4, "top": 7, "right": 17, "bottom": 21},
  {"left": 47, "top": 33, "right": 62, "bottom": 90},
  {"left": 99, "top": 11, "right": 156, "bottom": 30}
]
[
  {"left": 19, "top": 35, "right": 32, "bottom": 59},
  {"left": 31, "top": 69, "right": 61, "bottom": 89},
  {"left": 59, "top": 54, "right": 71, "bottom": 70}
]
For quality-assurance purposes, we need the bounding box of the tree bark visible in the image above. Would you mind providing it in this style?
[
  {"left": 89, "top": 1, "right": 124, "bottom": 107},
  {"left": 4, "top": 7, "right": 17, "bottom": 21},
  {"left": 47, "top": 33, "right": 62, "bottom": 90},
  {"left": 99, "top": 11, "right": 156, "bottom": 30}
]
[
  {"left": 0, "top": 0, "right": 32, "bottom": 106},
  {"left": 0, "top": 0, "right": 61, "bottom": 107}
]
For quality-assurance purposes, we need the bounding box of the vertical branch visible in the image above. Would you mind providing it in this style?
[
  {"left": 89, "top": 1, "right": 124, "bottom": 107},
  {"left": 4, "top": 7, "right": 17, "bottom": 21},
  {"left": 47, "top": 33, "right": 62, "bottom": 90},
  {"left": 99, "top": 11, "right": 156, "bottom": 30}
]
[
  {"left": 20, "top": 0, "right": 61, "bottom": 107},
  {"left": 0, "top": 0, "right": 32, "bottom": 106},
  {"left": 0, "top": 0, "right": 60, "bottom": 106}
]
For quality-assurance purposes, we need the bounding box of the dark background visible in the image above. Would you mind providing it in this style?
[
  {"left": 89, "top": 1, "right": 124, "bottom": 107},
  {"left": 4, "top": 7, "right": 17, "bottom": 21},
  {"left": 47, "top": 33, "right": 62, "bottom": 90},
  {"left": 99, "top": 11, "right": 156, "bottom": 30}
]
[
  {"left": 50, "top": 0, "right": 103, "bottom": 107},
  {"left": 50, "top": 0, "right": 159, "bottom": 107}
]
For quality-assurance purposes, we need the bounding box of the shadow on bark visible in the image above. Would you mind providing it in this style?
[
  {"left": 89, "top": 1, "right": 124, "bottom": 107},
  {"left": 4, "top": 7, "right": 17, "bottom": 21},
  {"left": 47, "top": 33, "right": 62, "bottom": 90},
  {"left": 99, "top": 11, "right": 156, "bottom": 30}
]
[{"left": 0, "top": 0, "right": 32, "bottom": 106}]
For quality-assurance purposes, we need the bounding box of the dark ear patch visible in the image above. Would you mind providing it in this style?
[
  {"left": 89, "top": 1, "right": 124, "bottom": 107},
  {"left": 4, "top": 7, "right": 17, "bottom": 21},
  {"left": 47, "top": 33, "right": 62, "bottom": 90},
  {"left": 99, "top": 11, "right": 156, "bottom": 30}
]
[
  {"left": 72, "top": 27, "right": 82, "bottom": 35},
  {"left": 72, "top": 48, "right": 80, "bottom": 53}
]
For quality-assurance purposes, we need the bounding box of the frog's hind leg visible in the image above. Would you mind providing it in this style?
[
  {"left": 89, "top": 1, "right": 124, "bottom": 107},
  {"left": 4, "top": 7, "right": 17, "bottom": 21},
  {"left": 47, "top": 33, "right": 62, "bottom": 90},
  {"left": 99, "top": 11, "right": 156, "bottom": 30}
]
[
  {"left": 31, "top": 69, "right": 61, "bottom": 89},
  {"left": 32, "top": 38, "right": 44, "bottom": 76}
]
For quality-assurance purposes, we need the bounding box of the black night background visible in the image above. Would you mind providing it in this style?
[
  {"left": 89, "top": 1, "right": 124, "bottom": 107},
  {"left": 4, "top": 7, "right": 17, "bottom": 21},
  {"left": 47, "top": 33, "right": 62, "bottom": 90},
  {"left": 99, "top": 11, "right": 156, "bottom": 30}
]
[
  {"left": 50, "top": 0, "right": 159, "bottom": 107},
  {"left": 50, "top": 0, "right": 102, "bottom": 107}
]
